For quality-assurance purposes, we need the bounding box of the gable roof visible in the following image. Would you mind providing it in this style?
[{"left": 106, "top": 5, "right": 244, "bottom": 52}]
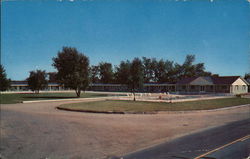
[
  {"left": 190, "top": 77, "right": 214, "bottom": 85},
  {"left": 176, "top": 77, "right": 198, "bottom": 85},
  {"left": 211, "top": 76, "right": 240, "bottom": 85},
  {"left": 177, "top": 76, "right": 243, "bottom": 85},
  {"left": 238, "top": 77, "right": 250, "bottom": 85}
]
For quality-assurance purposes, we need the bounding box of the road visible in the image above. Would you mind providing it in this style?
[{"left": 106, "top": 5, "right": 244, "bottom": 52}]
[{"left": 122, "top": 119, "right": 250, "bottom": 159}]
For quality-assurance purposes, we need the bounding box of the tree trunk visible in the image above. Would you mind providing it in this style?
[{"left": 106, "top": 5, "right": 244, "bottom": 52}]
[
  {"left": 75, "top": 88, "right": 81, "bottom": 98},
  {"left": 133, "top": 91, "right": 136, "bottom": 101}
]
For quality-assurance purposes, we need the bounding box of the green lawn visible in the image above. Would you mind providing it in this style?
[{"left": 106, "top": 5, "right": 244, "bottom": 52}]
[
  {"left": 58, "top": 98, "right": 250, "bottom": 113},
  {"left": 0, "top": 92, "right": 110, "bottom": 104}
]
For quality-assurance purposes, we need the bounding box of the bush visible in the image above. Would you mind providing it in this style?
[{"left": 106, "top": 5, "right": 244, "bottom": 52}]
[{"left": 235, "top": 94, "right": 242, "bottom": 98}]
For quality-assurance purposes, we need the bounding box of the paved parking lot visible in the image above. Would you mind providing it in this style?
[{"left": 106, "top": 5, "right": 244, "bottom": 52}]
[{"left": 1, "top": 99, "right": 249, "bottom": 159}]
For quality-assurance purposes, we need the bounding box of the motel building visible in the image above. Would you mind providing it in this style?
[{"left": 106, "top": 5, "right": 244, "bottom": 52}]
[
  {"left": 9, "top": 76, "right": 249, "bottom": 94},
  {"left": 176, "top": 76, "right": 249, "bottom": 94},
  {"left": 88, "top": 83, "right": 176, "bottom": 92},
  {"left": 10, "top": 81, "right": 64, "bottom": 92}
]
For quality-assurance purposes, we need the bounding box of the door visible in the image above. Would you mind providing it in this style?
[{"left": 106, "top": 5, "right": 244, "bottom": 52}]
[{"left": 200, "top": 85, "right": 205, "bottom": 92}]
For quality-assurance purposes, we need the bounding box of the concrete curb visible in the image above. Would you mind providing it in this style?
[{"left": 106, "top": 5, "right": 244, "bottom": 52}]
[
  {"left": 56, "top": 106, "right": 125, "bottom": 114},
  {"left": 56, "top": 106, "right": 157, "bottom": 114}
]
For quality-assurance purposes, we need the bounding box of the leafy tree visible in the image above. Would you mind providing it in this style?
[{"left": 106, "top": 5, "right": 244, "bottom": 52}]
[
  {"left": 150, "top": 58, "right": 158, "bottom": 82},
  {"left": 27, "top": 70, "right": 48, "bottom": 93},
  {"left": 163, "top": 60, "right": 175, "bottom": 83},
  {"left": 194, "top": 63, "right": 211, "bottom": 76},
  {"left": 115, "top": 60, "right": 131, "bottom": 84},
  {"left": 177, "top": 54, "right": 211, "bottom": 80},
  {"left": 52, "top": 47, "right": 90, "bottom": 97},
  {"left": 155, "top": 59, "right": 168, "bottom": 83},
  {"left": 99, "top": 62, "right": 114, "bottom": 83},
  {"left": 181, "top": 54, "right": 196, "bottom": 78},
  {"left": 47, "top": 72, "right": 58, "bottom": 83},
  {"left": 142, "top": 57, "right": 154, "bottom": 83},
  {"left": 97, "top": 55, "right": 212, "bottom": 87},
  {"left": 172, "top": 63, "right": 183, "bottom": 83},
  {"left": 0, "top": 64, "right": 11, "bottom": 91},
  {"left": 244, "top": 73, "right": 250, "bottom": 83},
  {"left": 212, "top": 74, "right": 219, "bottom": 77},
  {"left": 143, "top": 58, "right": 174, "bottom": 83},
  {"left": 129, "top": 58, "right": 144, "bottom": 101},
  {"left": 90, "top": 65, "right": 100, "bottom": 83}
]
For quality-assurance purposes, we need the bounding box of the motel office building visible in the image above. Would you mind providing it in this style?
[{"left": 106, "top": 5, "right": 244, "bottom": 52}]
[
  {"left": 176, "top": 76, "right": 248, "bottom": 94},
  {"left": 9, "top": 76, "right": 249, "bottom": 94}
]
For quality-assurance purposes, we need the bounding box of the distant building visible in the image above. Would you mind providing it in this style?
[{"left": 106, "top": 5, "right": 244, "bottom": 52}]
[
  {"left": 143, "top": 83, "right": 176, "bottom": 92},
  {"left": 10, "top": 81, "right": 64, "bottom": 91},
  {"left": 88, "top": 83, "right": 128, "bottom": 92},
  {"left": 176, "top": 76, "right": 248, "bottom": 94},
  {"left": 88, "top": 83, "right": 176, "bottom": 92},
  {"left": 8, "top": 76, "right": 248, "bottom": 94}
]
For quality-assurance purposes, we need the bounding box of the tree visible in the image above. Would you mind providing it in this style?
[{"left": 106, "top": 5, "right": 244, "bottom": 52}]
[
  {"left": 155, "top": 59, "right": 168, "bottom": 83},
  {"left": 142, "top": 57, "right": 154, "bottom": 83},
  {"left": 172, "top": 63, "right": 183, "bottom": 83},
  {"left": 27, "top": 70, "right": 48, "bottom": 93},
  {"left": 177, "top": 54, "right": 211, "bottom": 80},
  {"left": 0, "top": 64, "right": 11, "bottom": 91},
  {"left": 129, "top": 58, "right": 144, "bottom": 101},
  {"left": 244, "top": 73, "right": 250, "bottom": 83},
  {"left": 163, "top": 60, "right": 175, "bottom": 83},
  {"left": 90, "top": 65, "right": 100, "bottom": 83},
  {"left": 194, "top": 63, "right": 212, "bottom": 76},
  {"left": 115, "top": 60, "right": 131, "bottom": 84},
  {"left": 52, "top": 47, "right": 90, "bottom": 97},
  {"left": 99, "top": 62, "right": 114, "bottom": 83},
  {"left": 48, "top": 72, "right": 58, "bottom": 83},
  {"left": 181, "top": 54, "right": 196, "bottom": 78}
]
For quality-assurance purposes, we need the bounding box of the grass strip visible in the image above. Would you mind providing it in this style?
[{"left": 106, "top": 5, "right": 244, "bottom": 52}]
[{"left": 58, "top": 98, "right": 250, "bottom": 113}]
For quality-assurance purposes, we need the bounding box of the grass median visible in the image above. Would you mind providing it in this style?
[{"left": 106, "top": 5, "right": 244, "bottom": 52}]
[
  {"left": 0, "top": 92, "right": 110, "bottom": 104},
  {"left": 57, "top": 97, "right": 250, "bottom": 113}
]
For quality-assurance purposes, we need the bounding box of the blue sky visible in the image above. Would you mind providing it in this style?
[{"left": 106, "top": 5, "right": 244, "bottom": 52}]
[{"left": 2, "top": 0, "right": 250, "bottom": 80}]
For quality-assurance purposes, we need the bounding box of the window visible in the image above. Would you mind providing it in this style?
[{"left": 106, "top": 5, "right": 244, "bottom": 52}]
[
  {"left": 191, "top": 86, "right": 195, "bottom": 89},
  {"left": 235, "top": 85, "right": 239, "bottom": 90},
  {"left": 243, "top": 85, "right": 246, "bottom": 90},
  {"left": 200, "top": 86, "right": 205, "bottom": 92},
  {"left": 182, "top": 86, "right": 186, "bottom": 89},
  {"left": 222, "top": 86, "right": 227, "bottom": 89}
]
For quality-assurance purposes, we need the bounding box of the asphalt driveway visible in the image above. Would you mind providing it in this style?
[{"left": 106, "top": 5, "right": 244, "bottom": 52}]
[{"left": 1, "top": 100, "right": 249, "bottom": 159}]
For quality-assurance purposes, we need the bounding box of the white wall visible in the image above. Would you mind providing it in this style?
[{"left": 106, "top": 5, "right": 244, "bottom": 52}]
[{"left": 231, "top": 78, "right": 248, "bottom": 94}]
